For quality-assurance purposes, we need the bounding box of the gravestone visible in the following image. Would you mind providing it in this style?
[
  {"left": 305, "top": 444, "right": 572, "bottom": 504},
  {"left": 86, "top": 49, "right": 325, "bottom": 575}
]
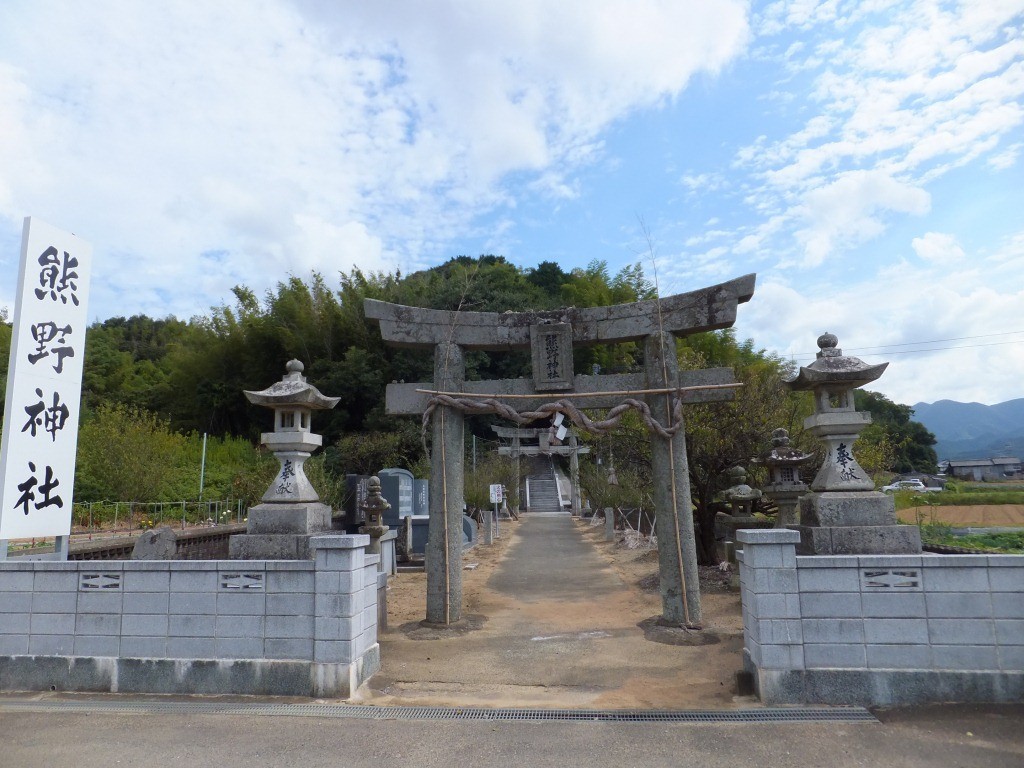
[
  {"left": 378, "top": 467, "right": 414, "bottom": 527},
  {"left": 413, "top": 479, "right": 429, "bottom": 516},
  {"left": 343, "top": 474, "right": 370, "bottom": 529}
]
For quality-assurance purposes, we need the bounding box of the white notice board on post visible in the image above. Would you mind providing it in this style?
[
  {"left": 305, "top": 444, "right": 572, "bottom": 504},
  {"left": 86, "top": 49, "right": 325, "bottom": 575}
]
[
  {"left": 0, "top": 218, "right": 92, "bottom": 539},
  {"left": 489, "top": 484, "right": 503, "bottom": 504}
]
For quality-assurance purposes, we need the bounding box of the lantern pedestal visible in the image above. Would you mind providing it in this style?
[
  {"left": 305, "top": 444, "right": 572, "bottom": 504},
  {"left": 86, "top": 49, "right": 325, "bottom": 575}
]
[
  {"left": 228, "top": 516, "right": 332, "bottom": 559},
  {"left": 794, "top": 491, "right": 920, "bottom": 555}
]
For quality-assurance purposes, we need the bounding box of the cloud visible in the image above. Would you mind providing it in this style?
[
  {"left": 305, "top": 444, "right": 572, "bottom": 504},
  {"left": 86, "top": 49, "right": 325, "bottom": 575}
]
[
  {"left": 911, "top": 232, "right": 966, "bottom": 266},
  {"left": 680, "top": 172, "right": 726, "bottom": 194},
  {"left": 990, "top": 231, "right": 1024, "bottom": 265},
  {"left": 795, "top": 171, "right": 930, "bottom": 267},
  {"left": 734, "top": 231, "right": 1024, "bottom": 406},
  {"left": 294, "top": 0, "right": 751, "bottom": 188},
  {"left": 988, "top": 142, "right": 1022, "bottom": 170},
  {"left": 731, "top": 1, "right": 1024, "bottom": 269},
  {"left": 0, "top": 1, "right": 750, "bottom": 320}
]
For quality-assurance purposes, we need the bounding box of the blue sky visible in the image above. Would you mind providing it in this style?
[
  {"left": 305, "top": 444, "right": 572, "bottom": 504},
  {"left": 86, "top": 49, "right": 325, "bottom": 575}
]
[{"left": 1, "top": 1, "right": 1021, "bottom": 406}]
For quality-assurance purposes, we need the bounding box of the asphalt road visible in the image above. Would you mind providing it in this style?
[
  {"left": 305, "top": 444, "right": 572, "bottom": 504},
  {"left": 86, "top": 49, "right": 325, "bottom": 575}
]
[{"left": 1, "top": 699, "right": 1022, "bottom": 767}]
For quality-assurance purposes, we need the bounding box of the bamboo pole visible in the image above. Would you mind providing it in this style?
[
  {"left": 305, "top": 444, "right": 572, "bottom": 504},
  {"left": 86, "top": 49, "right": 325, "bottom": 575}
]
[{"left": 415, "top": 382, "right": 743, "bottom": 399}]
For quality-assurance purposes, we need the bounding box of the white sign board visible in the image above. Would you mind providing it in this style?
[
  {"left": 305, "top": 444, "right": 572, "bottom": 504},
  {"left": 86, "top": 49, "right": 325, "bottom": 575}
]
[
  {"left": 488, "top": 484, "right": 503, "bottom": 505},
  {"left": 0, "top": 218, "right": 92, "bottom": 539}
]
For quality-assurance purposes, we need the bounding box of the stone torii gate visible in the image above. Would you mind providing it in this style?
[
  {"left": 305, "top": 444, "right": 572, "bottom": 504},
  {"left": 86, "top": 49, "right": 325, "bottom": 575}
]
[
  {"left": 365, "top": 273, "right": 755, "bottom": 629},
  {"left": 491, "top": 425, "right": 591, "bottom": 515}
]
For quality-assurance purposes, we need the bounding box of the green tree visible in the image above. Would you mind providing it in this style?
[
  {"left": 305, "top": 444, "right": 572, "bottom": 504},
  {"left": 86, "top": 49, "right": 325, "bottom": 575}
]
[
  {"left": 854, "top": 390, "right": 938, "bottom": 474},
  {"left": 327, "top": 423, "right": 426, "bottom": 478},
  {"left": 525, "top": 260, "right": 569, "bottom": 299},
  {"left": 575, "top": 329, "right": 811, "bottom": 565},
  {"left": 684, "top": 347, "right": 808, "bottom": 564},
  {"left": 75, "top": 404, "right": 188, "bottom": 502},
  {"left": 853, "top": 421, "right": 897, "bottom": 480},
  {"left": 561, "top": 260, "right": 654, "bottom": 376},
  {"left": 0, "top": 312, "right": 11, "bottom": 416},
  {"left": 80, "top": 316, "right": 188, "bottom": 414},
  {"left": 464, "top": 451, "right": 525, "bottom": 512}
]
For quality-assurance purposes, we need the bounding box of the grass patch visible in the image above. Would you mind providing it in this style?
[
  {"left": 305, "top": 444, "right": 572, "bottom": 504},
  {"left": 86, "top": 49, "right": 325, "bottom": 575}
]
[
  {"left": 912, "top": 507, "right": 1024, "bottom": 553},
  {"left": 892, "top": 489, "right": 1024, "bottom": 510},
  {"left": 921, "top": 529, "right": 1024, "bottom": 553},
  {"left": 959, "top": 482, "right": 1024, "bottom": 493}
]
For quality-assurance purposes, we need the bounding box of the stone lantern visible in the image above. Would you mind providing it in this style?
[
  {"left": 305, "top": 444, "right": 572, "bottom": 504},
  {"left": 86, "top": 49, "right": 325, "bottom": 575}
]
[
  {"left": 754, "top": 428, "right": 813, "bottom": 527},
  {"left": 359, "top": 476, "right": 391, "bottom": 557},
  {"left": 786, "top": 333, "right": 920, "bottom": 555},
  {"left": 229, "top": 359, "right": 340, "bottom": 559},
  {"left": 715, "top": 465, "right": 770, "bottom": 551},
  {"left": 722, "top": 465, "right": 762, "bottom": 516}
]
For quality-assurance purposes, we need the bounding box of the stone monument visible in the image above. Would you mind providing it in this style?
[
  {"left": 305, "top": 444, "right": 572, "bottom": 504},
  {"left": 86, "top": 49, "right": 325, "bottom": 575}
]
[
  {"left": 754, "top": 427, "right": 813, "bottom": 527},
  {"left": 131, "top": 525, "right": 177, "bottom": 560},
  {"left": 786, "top": 333, "right": 921, "bottom": 555},
  {"left": 229, "top": 359, "right": 340, "bottom": 559}
]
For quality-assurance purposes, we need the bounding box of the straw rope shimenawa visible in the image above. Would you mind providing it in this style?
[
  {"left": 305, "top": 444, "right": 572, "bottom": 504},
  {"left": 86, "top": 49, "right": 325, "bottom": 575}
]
[{"left": 419, "top": 384, "right": 742, "bottom": 440}]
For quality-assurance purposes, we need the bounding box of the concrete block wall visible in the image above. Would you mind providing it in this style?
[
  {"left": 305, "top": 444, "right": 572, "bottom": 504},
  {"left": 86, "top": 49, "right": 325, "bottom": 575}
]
[
  {"left": 0, "top": 535, "right": 379, "bottom": 698},
  {"left": 738, "top": 529, "right": 1024, "bottom": 706}
]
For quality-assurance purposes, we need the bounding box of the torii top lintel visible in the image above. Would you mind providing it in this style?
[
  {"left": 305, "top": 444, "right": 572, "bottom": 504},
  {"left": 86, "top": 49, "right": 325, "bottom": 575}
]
[{"left": 363, "top": 273, "right": 755, "bottom": 351}]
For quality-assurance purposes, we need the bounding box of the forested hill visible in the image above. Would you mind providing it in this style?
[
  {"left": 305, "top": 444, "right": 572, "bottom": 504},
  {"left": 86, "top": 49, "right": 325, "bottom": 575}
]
[
  {"left": 0, "top": 256, "right": 938, "bottom": 477},
  {"left": 2, "top": 256, "right": 657, "bottom": 451},
  {"left": 1, "top": 256, "right": 944, "bottom": 565}
]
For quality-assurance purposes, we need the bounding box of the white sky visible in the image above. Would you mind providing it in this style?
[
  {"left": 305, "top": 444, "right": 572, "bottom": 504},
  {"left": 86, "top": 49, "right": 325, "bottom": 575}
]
[{"left": 1, "top": 0, "right": 1022, "bottom": 406}]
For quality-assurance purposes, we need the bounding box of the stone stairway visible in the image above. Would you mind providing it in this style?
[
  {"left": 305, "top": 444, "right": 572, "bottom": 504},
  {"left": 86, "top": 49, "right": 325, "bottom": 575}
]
[{"left": 526, "top": 458, "right": 563, "bottom": 515}]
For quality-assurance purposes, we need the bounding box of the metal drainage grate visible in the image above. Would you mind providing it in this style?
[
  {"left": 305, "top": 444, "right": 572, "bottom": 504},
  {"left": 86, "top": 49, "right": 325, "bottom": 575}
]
[{"left": 0, "top": 699, "right": 876, "bottom": 723}]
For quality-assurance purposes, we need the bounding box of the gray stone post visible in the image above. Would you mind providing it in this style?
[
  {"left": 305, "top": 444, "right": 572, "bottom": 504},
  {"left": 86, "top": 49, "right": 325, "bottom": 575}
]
[
  {"left": 735, "top": 528, "right": 802, "bottom": 702},
  {"left": 310, "top": 533, "right": 382, "bottom": 696},
  {"left": 482, "top": 506, "right": 494, "bottom": 545},
  {"left": 426, "top": 342, "right": 465, "bottom": 626},
  {"left": 569, "top": 434, "right": 581, "bottom": 516},
  {"left": 645, "top": 331, "right": 703, "bottom": 627},
  {"left": 513, "top": 436, "right": 521, "bottom": 514},
  {"left": 604, "top": 507, "right": 615, "bottom": 541}
]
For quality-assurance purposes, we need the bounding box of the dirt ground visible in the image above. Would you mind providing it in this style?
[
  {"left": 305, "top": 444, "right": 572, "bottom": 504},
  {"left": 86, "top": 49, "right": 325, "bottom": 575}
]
[
  {"left": 899, "top": 504, "right": 1024, "bottom": 527},
  {"left": 364, "top": 514, "right": 749, "bottom": 710}
]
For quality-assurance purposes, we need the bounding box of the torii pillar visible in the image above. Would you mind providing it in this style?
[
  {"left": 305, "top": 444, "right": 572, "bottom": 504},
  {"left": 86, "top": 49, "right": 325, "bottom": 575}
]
[
  {"left": 646, "top": 331, "right": 702, "bottom": 627},
  {"left": 426, "top": 342, "right": 465, "bottom": 625}
]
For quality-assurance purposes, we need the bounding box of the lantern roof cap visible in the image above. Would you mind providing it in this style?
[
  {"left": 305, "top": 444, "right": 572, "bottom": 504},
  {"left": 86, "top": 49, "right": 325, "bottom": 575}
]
[
  {"left": 244, "top": 359, "right": 340, "bottom": 410},
  {"left": 752, "top": 428, "right": 815, "bottom": 468},
  {"left": 786, "top": 333, "right": 887, "bottom": 391}
]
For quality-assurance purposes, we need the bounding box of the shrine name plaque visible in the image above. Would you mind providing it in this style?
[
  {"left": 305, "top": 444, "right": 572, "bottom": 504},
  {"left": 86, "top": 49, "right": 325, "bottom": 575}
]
[{"left": 530, "top": 322, "right": 574, "bottom": 391}]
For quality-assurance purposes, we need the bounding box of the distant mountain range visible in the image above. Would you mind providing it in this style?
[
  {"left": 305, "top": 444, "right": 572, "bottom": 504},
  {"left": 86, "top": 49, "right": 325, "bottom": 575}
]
[{"left": 911, "top": 398, "right": 1024, "bottom": 461}]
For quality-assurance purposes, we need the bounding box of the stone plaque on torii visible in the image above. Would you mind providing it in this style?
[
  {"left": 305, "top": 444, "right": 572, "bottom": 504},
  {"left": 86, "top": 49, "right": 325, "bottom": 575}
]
[{"left": 365, "top": 273, "right": 755, "bottom": 629}]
